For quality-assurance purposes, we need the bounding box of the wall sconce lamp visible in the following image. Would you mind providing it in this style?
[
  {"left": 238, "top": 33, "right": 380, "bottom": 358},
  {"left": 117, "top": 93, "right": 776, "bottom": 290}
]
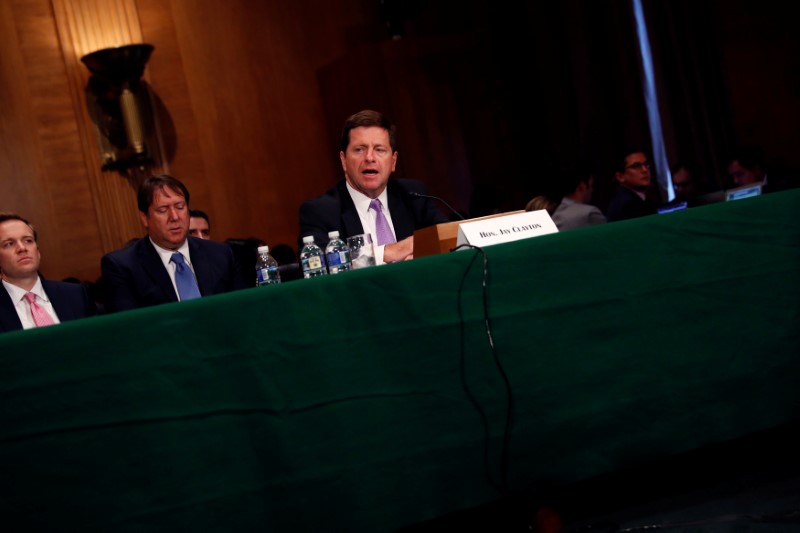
[{"left": 80, "top": 44, "right": 158, "bottom": 172}]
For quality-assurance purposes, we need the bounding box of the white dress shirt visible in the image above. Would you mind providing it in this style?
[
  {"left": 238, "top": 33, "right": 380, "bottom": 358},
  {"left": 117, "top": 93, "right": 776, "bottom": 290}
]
[
  {"left": 150, "top": 238, "right": 196, "bottom": 298},
  {"left": 2, "top": 277, "right": 61, "bottom": 329},
  {"left": 345, "top": 182, "right": 397, "bottom": 265}
]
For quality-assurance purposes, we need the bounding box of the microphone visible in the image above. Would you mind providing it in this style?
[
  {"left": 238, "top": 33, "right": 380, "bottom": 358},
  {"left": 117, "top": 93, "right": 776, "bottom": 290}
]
[{"left": 408, "top": 191, "right": 465, "bottom": 220}]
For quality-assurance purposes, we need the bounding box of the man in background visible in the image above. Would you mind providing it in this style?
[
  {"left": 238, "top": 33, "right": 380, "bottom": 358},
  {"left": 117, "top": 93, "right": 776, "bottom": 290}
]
[
  {"left": 189, "top": 209, "right": 211, "bottom": 240},
  {"left": 298, "top": 109, "right": 448, "bottom": 264},
  {"left": 605, "top": 147, "right": 657, "bottom": 222},
  {"left": 101, "top": 175, "right": 247, "bottom": 313},
  {"left": 550, "top": 167, "right": 607, "bottom": 231},
  {"left": 0, "top": 213, "right": 96, "bottom": 332}
]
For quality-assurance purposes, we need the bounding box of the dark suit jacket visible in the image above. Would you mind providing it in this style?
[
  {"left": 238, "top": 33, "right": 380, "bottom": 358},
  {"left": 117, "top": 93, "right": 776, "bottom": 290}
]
[
  {"left": 0, "top": 278, "right": 96, "bottom": 333},
  {"left": 100, "top": 236, "right": 248, "bottom": 313},
  {"left": 298, "top": 179, "right": 449, "bottom": 248},
  {"left": 605, "top": 186, "right": 657, "bottom": 222}
]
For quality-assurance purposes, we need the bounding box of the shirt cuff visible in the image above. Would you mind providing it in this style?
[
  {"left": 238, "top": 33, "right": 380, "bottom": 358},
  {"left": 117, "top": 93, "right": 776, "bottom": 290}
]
[{"left": 374, "top": 244, "right": 386, "bottom": 265}]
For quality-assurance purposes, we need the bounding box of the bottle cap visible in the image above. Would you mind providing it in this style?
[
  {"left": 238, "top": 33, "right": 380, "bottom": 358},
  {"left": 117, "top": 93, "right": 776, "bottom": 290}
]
[
  {"left": 328, "top": 230, "right": 340, "bottom": 239},
  {"left": 302, "top": 236, "right": 314, "bottom": 244},
  {"left": 257, "top": 245, "right": 270, "bottom": 253}
]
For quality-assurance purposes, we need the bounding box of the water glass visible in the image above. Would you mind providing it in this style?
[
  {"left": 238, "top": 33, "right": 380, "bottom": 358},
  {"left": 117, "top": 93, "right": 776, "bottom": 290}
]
[{"left": 347, "top": 233, "right": 376, "bottom": 269}]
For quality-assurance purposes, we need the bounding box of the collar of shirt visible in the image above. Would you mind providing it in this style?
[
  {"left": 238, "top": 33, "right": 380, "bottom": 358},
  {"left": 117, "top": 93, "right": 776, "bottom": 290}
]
[
  {"left": 3, "top": 276, "right": 60, "bottom": 328},
  {"left": 345, "top": 182, "right": 394, "bottom": 265},
  {"left": 150, "top": 238, "right": 193, "bottom": 271},
  {"left": 623, "top": 186, "right": 647, "bottom": 202},
  {"left": 3, "top": 277, "right": 47, "bottom": 303},
  {"left": 345, "top": 182, "right": 395, "bottom": 233}
]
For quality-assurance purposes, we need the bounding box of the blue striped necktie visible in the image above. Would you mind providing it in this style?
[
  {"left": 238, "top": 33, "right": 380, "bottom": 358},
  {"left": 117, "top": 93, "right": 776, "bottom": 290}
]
[{"left": 171, "top": 252, "right": 201, "bottom": 301}]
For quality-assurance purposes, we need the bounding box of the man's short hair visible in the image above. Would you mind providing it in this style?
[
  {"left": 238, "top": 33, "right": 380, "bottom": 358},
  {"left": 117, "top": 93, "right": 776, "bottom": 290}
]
[
  {"left": 339, "top": 109, "right": 397, "bottom": 153},
  {"left": 137, "top": 174, "right": 191, "bottom": 214},
  {"left": 189, "top": 209, "right": 210, "bottom": 223},
  {"left": 0, "top": 212, "right": 37, "bottom": 241}
]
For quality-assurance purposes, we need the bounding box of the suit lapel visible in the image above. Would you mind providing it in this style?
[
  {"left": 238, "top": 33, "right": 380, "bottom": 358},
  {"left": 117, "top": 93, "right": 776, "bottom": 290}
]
[
  {"left": 337, "top": 181, "right": 365, "bottom": 237},
  {"left": 138, "top": 239, "right": 179, "bottom": 302},
  {"left": 43, "top": 280, "right": 74, "bottom": 322},
  {"left": 187, "top": 239, "right": 212, "bottom": 295},
  {"left": 386, "top": 181, "right": 414, "bottom": 240}
]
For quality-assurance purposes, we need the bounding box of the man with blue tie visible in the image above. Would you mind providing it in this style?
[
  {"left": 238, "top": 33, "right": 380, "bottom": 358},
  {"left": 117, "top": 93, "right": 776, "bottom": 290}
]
[
  {"left": 0, "top": 213, "right": 96, "bottom": 333},
  {"left": 100, "top": 174, "right": 247, "bottom": 313}
]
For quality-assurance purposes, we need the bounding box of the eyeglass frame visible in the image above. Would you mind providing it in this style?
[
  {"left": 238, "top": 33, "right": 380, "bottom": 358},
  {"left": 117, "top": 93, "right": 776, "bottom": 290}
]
[{"left": 625, "top": 161, "right": 651, "bottom": 171}]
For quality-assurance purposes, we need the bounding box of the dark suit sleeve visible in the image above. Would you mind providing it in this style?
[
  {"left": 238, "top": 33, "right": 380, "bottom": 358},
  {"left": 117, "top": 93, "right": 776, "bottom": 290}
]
[
  {"left": 100, "top": 253, "right": 143, "bottom": 313},
  {"left": 225, "top": 244, "right": 249, "bottom": 292},
  {"left": 392, "top": 180, "right": 450, "bottom": 236},
  {"left": 41, "top": 280, "right": 97, "bottom": 323},
  {"left": 298, "top": 196, "right": 340, "bottom": 249}
]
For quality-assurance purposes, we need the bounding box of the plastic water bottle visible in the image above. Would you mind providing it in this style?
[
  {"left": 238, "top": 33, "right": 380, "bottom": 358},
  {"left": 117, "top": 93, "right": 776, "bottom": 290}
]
[
  {"left": 299, "top": 236, "right": 327, "bottom": 278},
  {"left": 325, "top": 230, "right": 352, "bottom": 274},
  {"left": 255, "top": 245, "right": 281, "bottom": 286}
]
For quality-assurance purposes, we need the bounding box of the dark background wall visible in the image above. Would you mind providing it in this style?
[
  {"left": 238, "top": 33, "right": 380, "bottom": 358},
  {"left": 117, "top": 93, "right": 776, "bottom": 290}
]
[{"left": 1, "top": 0, "right": 797, "bottom": 282}]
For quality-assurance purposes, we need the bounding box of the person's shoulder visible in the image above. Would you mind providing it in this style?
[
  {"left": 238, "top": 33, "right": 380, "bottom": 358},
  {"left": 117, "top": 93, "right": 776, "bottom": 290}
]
[
  {"left": 301, "top": 180, "right": 346, "bottom": 206},
  {"left": 42, "top": 278, "right": 88, "bottom": 295},
  {"left": 190, "top": 237, "right": 232, "bottom": 254},
  {"left": 391, "top": 178, "right": 426, "bottom": 193},
  {"left": 102, "top": 237, "right": 147, "bottom": 261}
]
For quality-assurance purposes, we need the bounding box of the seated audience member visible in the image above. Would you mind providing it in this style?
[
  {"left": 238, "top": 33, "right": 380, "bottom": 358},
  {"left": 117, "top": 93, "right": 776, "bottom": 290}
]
[
  {"left": 549, "top": 167, "right": 607, "bottom": 231},
  {"left": 726, "top": 145, "right": 798, "bottom": 194},
  {"left": 0, "top": 213, "right": 96, "bottom": 333},
  {"left": 605, "top": 147, "right": 658, "bottom": 222},
  {"left": 298, "top": 109, "right": 448, "bottom": 264},
  {"left": 101, "top": 174, "right": 248, "bottom": 313},
  {"left": 525, "top": 195, "right": 559, "bottom": 216},
  {"left": 189, "top": 209, "right": 211, "bottom": 240},
  {"left": 666, "top": 160, "right": 716, "bottom": 208}
]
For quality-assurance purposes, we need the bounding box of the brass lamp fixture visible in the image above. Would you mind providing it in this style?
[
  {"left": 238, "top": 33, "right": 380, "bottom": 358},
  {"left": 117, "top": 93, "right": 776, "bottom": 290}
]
[{"left": 80, "top": 44, "right": 157, "bottom": 172}]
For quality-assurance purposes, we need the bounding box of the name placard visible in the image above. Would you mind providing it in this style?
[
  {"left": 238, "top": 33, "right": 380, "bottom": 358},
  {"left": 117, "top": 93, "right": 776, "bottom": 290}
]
[{"left": 456, "top": 209, "right": 558, "bottom": 248}]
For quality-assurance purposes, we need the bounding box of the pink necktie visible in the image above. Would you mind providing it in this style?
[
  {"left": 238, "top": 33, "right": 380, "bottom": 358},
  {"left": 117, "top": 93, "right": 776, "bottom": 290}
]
[
  {"left": 369, "top": 198, "right": 396, "bottom": 246},
  {"left": 24, "top": 292, "right": 56, "bottom": 327}
]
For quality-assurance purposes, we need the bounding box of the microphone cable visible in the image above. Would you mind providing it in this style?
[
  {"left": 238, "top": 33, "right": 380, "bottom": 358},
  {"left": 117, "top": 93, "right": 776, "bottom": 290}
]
[{"left": 453, "top": 243, "right": 515, "bottom": 497}]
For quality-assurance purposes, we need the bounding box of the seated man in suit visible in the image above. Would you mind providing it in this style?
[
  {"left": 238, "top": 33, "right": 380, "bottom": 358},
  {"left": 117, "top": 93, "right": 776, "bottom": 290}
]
[
  {"left": 550, "top": 167, "right": 607, "bottom": 231},
  {"left": 605, "top": 147, "right": 658, "bottom": 222},
  {"left": 0, "top": 213, "right": 96, "bottom": 333},
  {"left": 298, "top": 109, "right": 448, "bottom": 264},
  {"left": 101, "top": 174, "right": 248, "bottom": 313}
]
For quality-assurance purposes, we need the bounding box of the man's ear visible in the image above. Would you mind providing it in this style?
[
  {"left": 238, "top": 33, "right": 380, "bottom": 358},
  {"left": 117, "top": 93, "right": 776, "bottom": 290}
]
[{"left": 137, "top": 211, "right": 148, "bottom": 228}]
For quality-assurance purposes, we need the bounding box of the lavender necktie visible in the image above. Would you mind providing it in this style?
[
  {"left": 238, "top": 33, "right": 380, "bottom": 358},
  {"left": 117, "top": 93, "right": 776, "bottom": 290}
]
[
  {"left": 24, "top": 292, "right": 56, "bottom": 327},
  {"left": 369, "top": 198, "right": 396, "bottom": 246},
  {"left": 171, "top": 252, "right": 201, "bottom": 301}
]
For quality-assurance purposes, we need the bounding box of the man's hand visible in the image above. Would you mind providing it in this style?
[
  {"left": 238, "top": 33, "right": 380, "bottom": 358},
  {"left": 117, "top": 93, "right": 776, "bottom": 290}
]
[{"left": 383, "top": 236, "right": 414, "bottom": 263}]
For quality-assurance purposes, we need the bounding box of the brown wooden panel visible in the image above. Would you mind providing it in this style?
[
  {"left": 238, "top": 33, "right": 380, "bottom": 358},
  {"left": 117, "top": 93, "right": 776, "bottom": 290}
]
[
  {"left": 1, "top": 0, "right": 104, "bottom": 282},
  {"left": 137, "top": 0, "right": 377, "bottom": 251}
]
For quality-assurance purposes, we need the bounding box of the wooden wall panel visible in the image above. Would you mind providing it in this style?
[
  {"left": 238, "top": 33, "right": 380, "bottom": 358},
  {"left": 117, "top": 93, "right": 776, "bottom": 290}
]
[
  {"left": 136, "top": 0, "right": 379, "bottom": 250},
  {"left": 1, "top": 0, "right": 103, "bottom": 282}
]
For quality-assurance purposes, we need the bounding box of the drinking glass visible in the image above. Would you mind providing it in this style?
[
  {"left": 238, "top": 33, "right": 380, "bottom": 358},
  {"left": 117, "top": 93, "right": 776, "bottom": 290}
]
[{"left": 347, "top": 233, "right": 376, "bottom": 269}]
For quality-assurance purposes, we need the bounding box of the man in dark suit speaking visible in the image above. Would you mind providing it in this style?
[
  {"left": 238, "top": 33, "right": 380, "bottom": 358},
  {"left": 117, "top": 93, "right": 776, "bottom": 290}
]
[
  {"left": 0, "top": 213, "right": 96, "bottom": 333},
  {"left": 101, "top": 174, "right": 247, "bottom": 313},
  {"left": 298, "top": 109, "right": 448, "bottom": 264}
]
